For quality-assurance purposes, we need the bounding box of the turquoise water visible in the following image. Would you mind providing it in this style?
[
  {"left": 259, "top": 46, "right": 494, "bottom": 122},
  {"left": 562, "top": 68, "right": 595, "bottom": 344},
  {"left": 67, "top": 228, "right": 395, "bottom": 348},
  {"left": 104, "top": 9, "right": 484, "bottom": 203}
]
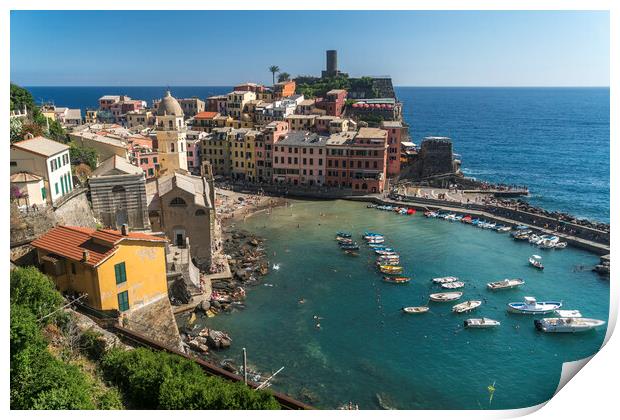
[{"left": 202, "top": 200, "right": 609, "bottom": 409}]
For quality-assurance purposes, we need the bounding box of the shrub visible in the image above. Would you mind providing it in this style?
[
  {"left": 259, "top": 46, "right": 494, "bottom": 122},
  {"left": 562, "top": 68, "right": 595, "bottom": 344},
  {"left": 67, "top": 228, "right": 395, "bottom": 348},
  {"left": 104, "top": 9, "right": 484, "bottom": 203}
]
[
  {"left": 101, "top": 347, "right": 279, "bottom": 409},
  {"left": 79, "top": 329, "right": 107, "bottom": 361},
  {"left": 10, "top": 266, "right": 64, "bottom": 322}
]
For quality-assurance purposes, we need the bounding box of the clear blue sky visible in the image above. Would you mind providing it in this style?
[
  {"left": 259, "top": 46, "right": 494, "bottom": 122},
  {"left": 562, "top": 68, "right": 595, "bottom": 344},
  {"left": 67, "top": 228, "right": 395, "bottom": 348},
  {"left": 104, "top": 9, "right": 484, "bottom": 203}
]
[{"left": 10, "top": 10, "right": 609, "bottom": 87}]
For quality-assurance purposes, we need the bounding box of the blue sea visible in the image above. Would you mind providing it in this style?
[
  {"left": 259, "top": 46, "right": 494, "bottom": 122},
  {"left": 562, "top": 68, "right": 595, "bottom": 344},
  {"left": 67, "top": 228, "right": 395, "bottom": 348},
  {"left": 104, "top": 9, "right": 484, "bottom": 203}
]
[{"left": 25, "top": 86, "right": 609, "bottom": 223}]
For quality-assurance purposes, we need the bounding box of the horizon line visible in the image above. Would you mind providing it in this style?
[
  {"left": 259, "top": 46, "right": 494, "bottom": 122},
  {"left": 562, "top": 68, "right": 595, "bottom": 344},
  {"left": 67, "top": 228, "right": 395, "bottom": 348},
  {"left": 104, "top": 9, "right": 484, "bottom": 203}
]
[{"left": 19, "top": 84, "right": 611, "bottom": 89}]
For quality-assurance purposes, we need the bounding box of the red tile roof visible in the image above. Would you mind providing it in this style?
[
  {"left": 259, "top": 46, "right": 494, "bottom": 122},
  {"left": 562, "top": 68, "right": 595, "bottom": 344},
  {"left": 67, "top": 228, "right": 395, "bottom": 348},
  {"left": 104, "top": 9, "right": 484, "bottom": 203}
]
[
  {"left": 31, "top": 226, "right": 166, "bottom": 267},
  {"left": 194, "top": 111, "right": 219, "bottom": 120}
]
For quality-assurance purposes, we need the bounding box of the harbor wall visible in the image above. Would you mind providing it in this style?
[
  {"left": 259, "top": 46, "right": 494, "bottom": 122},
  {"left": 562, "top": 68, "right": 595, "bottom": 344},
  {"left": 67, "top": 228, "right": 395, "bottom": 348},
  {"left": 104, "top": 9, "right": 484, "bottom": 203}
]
[{"left": 345, "top": 196, "right": 610, "bottom": 255}]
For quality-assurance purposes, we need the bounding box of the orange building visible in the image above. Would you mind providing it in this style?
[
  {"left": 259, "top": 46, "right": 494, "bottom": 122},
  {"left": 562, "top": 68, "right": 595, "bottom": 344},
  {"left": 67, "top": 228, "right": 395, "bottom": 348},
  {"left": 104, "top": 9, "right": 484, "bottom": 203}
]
[{"left": 273, "top": 80, "right": 296, "bottom": 99}]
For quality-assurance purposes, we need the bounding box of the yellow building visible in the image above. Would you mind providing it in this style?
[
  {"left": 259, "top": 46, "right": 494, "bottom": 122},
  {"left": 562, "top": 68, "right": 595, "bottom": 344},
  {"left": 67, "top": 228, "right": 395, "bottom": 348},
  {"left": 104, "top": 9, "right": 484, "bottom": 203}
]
[
  {"left": 230, "top": 129, "right": 258, "bottom": 182},
  {"left": 202, "top": 127, "right": 233, "bottom": 176},
  {"left": 31, "top": 225, "right": 168, "bottom": 313},
  {"left": 285, "top": 114, "right": 317, "bottom": 131}
]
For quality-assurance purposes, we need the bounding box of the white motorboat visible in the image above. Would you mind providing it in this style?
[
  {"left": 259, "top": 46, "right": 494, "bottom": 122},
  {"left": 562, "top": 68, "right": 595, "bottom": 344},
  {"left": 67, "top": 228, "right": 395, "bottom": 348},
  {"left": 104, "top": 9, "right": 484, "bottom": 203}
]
[
  {"left": 487, "top": 278, "right": 525, "bottom": 290},
  {"left": 432, "top": 276, "right": 459, "bottom": 284},
  {"left": 538, "top": 239, "right": 557, "bottom": 249},
  {"left": 429, "top": 292, "right": 463, "bottom": 302},
  {"left": 402, "top": 306, "right": 430, "bottom": 314},
  {"left": 375, "top": 250, "right": 398, "bottom": 256},
  {"left": 529, "top": 255, "right": 544, "bottom": 270},
  {"left": 507, "top": 297, "right": 562, "bottom": 314},
  {"left": 554, "top": 242, "right": 568, "bottom": 249},
  {"left": 528, "top": 234, "right": 542, "bottom": 244},
  {"left": 535, "top": 317, "right": 606, "bottom": 333},
  {"left": 555, "top": 309, "right": 582, "bottom": 318},
  {"left": 496, "top": 225, "right": 512, "bottom": 233},
  {"left": 272, "top": 264, "right": 280, "bottom": 271},
  {"left": 464, "top": 318, "right": 501, "bottom": 328},
  {"left": 444, "top": 213, "right": 457, "bottom": 221},
  {"left": 441, "top": 281, "right": 465, "bottom": 289},
  {"left": 453, "top": 300, "right": 482, "bottom": 313}
]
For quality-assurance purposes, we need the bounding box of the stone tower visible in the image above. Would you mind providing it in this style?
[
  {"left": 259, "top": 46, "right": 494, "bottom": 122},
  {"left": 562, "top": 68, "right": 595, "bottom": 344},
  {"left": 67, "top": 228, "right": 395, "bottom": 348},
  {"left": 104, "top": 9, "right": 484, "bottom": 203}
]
[{"left": 155, "top": 90, "right": 188, "bottom": 175}]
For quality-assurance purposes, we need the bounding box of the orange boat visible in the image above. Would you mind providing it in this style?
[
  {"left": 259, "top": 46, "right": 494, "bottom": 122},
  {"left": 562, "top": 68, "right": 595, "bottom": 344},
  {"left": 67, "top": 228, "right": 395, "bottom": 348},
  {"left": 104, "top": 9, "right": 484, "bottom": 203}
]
[{"left": 383, "top": 276, "right": 411, "bottom": 284}]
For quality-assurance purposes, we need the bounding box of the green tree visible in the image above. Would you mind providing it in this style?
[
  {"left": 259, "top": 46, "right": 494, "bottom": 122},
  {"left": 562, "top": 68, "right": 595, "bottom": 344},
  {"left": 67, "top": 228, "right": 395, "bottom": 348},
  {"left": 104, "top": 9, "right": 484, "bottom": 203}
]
[
  {"left": 277, "top": 72, "right": 290, "bottom": 83},
  {"left": 69, "top": 141, "right": 98, "bottom": 169},
  {"left": 268, "top": 65, "right": 280, "bottom": 85},
  {"left": 10, "top": 118, "right": 23, "bottom": 143},
  {"left": 10, "top": 83, "right": 36, "bottom": 113}
]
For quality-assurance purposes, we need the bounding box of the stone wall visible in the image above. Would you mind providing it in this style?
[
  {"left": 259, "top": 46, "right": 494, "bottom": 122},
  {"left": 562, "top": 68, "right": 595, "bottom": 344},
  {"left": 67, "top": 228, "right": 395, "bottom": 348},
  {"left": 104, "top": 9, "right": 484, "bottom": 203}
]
[
  {"left": 89, "top": 174, "right": 149, "bottom": 230},
  {"left": 400, "top": 138, "right": 459, "bottom": 181}
]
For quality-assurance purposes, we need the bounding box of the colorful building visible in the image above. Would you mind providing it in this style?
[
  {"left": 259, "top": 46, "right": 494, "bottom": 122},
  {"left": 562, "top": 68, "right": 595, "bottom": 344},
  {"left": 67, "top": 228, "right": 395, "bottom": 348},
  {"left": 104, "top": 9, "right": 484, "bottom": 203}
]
[
  {"left": 317, "top": 89, "right": 347, "bottom": 116},
  {"left": 192, "top": 111, "right": 220, "bottom": 132},
  {"left": 255, "top": 121, "right": 288, "bottom": 182},
  {"left": 206, "top": 95, "right": 227, "bottom": 114},
  {"left": 381, "top": 120, "right": 404, "bottom": 177},
  {"left": 273, "top": 80, "right": 296, "bottom": 99},
  {"left": 31, "top": 225, "right": 168, "bottom": 313},
  {"left": 272, "top": 131, "right": 327, "bottom": 186},
  {"left": 285, "top": 114, "right": 317, "bottom": 131},
  {"left": 226, "top": 91, "right": 256, "bottom": 119},
  {"left": 202, "top": 127, "right": 233, "bottom": 176},
  {"left": 155, "top": 90, "right": 188, "bottom": 175},
  {"left": 230, "top": 128, "right": 258, "bottom": 182},
  {"left": 10, "top": 136, "right": 73, "bottom": 205}
]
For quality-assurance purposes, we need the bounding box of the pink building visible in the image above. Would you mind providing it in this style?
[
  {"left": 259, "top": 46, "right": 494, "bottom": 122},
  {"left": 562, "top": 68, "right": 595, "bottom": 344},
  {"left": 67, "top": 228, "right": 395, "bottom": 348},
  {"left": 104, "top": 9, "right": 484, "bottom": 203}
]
[
  {"left": 272, "top": 132, "right": 327, "bottom": 186},
  {"left": 317, "top": 89, "right": 347, "bottom": 116},
  {"left": 135, "top": 148, "right": 159, "bottom": 179},
  {"left": 381, "top": 121, "right": 404, "bottom": 177},
  {"left": 206, "top": 95, "right": 228, "bottom": 114},
  {"left": 255, "top": 121, "right": 288, "bottom": 182},
  {"left": 186, "top": 138, "right": 202, "bottom": 175}
]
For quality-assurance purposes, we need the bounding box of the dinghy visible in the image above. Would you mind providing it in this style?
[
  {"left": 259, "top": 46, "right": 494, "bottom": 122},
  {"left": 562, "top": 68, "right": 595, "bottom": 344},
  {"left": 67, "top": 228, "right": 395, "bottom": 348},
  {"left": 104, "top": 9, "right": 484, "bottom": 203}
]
[
  {"left": 534, "top": 317, "right": 606, "bottom": 333},
  {"left": 487, "top": 278, "right": 525, "bottom": 290},
  {"left": 432, "top": 276, "right": 459, "bottom": 284},
  {"left": 429, "top": 292, "right": 463, "bottom": 302},
  {"left": 402, "top": 306, "right": 429, "bottom": 314},
  {"left": 441, "top": 281, "right": 465, "bottom": 289},
  {"left": 452, "top": 300, "right": 482, "bottom": 313},
  {"left": 529, "top": 255, "right": 544, "bottom": 270},
  {"left": 507, "top": 297, "right": 562, "bottom": 314},
  {"left": 375, "top": 250, "right": 398, "bottom": 256},
  {"left": 379, "top": 265, "right": 403, "bottom": 274},
  {"left": 383, "top": 276, "right": 410, "bottom": 284},
  {"left": 464, "top": 318, "right": 501, "bottom": 328}
]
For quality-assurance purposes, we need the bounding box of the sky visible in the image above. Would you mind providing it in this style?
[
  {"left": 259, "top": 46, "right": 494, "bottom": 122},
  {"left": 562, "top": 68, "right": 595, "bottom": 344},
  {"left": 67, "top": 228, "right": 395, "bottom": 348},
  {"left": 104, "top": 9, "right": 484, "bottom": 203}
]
[{"left": 10, "top": 10, "right": 610, "bottom": 87}]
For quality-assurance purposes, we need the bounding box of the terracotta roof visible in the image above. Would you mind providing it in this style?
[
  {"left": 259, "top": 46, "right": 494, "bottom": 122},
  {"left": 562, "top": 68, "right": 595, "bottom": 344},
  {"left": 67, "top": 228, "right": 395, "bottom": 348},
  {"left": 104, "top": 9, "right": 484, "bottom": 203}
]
[
  {"left": 10, "top": 172, "right": 43, "bottom": 183},
  {"left": 194, "top": 111, "right": 219, "bottom": 120},
  {"left": 31, "top": 226, "right": 166, "bottom": 267}
]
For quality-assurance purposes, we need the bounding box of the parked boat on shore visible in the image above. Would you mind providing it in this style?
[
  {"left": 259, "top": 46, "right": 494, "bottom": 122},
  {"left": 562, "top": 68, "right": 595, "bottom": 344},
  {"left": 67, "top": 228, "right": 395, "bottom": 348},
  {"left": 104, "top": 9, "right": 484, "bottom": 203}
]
[
  {"left": 402, "top": 306, "right": 429, "bottom": 314},
  {"left": 487, "top": 278, "right": 525, "bottom": 290},
  {"left": 464, "top": 318, "right": 501, "bottom": 328},
  {"left": 507, "top": 297, "right": 562, "bottom": 314},
  {"left": 429, "top": 292, "right": 463, "bottom": 302},
  {"left": 453, "top": 300, "right": 482, "bottom": 313},
  {"left": 534, "top": 317, "right": 606, "bottom": 333}
]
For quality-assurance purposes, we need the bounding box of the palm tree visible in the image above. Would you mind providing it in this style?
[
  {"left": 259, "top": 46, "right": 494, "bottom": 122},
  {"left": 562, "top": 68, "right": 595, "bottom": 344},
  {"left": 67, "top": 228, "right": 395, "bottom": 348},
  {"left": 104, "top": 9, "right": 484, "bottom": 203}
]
[
  {"left": 268, "top": 65, "right": 280, "bottom": 85},
  {"left": 277, "top": 72, "right": 291, "bottom": 83}
]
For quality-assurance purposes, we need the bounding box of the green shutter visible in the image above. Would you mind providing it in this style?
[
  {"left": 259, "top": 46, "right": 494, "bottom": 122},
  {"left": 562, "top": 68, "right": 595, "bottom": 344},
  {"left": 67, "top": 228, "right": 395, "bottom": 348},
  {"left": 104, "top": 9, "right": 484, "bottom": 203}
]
[
  {"left": 41, "top": 187, "right": 47, "bottom": 200},
  {"left": 114, "top": 262, "right": 127, "bottom": 284},
  {"left": 117, "top": 291, "right": 129, "bottom": 312},
  {"left": 55, "top": 183, "right": 59, "bottom": 195}
]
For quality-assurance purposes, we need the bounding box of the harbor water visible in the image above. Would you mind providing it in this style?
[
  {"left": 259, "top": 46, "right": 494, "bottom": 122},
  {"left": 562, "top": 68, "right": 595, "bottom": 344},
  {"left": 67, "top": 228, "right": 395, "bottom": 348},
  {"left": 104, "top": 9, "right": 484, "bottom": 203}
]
[{"left": 202, "top": 200, "right": 608, "bottom": 409}]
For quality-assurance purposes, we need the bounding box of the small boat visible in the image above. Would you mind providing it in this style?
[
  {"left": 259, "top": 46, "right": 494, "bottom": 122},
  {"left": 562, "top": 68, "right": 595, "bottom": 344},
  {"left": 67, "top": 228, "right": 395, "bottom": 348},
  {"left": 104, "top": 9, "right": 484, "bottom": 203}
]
[
  {"left": 461, "top": 215, "right": 473, "bottom": 224},
  {"left": 272, "top": 264, "right": 280, "bottom": 271},
  {"left": 383, "top": 276, "right": 410, "bottom": 284},
  {"left": 483, "top": 222, "right": 497, "bottom": 230},
  {"left": 379, "top": 265, "right": 403, "bottom": 274},
  {"left": 555, "top": 309, "right": 582, "bottom": 318},
  {"left": 529, "top": 234, "right": 542, "bottom": 244},
  {"left": 554, "top": 242, "right": 568, "bottom": 249},
  {"left": 429, "top": 292, "right": 463, "bottom": 302},
  {"left": 507, "top": 297, "right": 562, "bottom": 314},
  {"left": 368, "top": 243, "right": 388, "bottom": 248},
  {"left": 375, "top": 250, "right": 398, "bottom": 256},
  {"left": 406, "top": 208, "right": 415, "bottom": 215},
  {"left": 337, "top": 238, "right": 353, "bottom": 244},
  {"left": 453, "top": 300, "right": 482, "bottom": 313},
  {"left": 513, "top": 231, "right": 531, "bottom": 241},
  {"left": 441, "top": 281, "right": 465, "bottom": 289},
  {"left": 487, "top": 278, "right": 525, "bottom": 290},
  {"left": 367, "top": 204, "right": 377, "bottom": 209},
  {"left": 496, "top": 225, "right": 511, "bottom": 233},
  {"left": 336, "top": 232, "right": 352, "bottom": 238},
  {"left": 534, "top": 317, "right": 606, "bottom": 333},
  {"left": 344, "top": 250, "right": 359, "bottom": 257},
  {"left": 366, "top": 238, "right": 385, "bottom": 244},
  {"left": 464, "top": 318, "right": 501, "bottom": 328},
  {"left": 424, "top": 211, "right": 438, "bottom": 218},
  {"left": 377, "top": 256, "right": 400, "bottom": 263},
  {"left": 372, "top": 246, "right": 394, "bottom": 252},
  {"left": 432, "top": 276, "right": 459, "bottom": 284},
  {"left": 363, "top": 232, "right": 383, "bottom": 237},
  {"left": 529, "top": 255, "right": 544, "bottom": 270},
  {"left": 444, "top": 213, "right": 457, "bottom": 221},
  {"left": 402, "top": 306, "right": 429, "bottom": 314},
  {"left": 340, "top": 244, "right": 360, "bottom": 250}
]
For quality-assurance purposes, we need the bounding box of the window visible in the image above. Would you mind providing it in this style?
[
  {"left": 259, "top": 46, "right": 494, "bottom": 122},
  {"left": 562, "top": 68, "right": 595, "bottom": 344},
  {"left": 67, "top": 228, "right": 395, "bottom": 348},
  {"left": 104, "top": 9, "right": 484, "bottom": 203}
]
[
  {"left": 10, "top": 161, "right": 17, "bottom": 166},
  {"left": 41, "top": 187, "right": 47, "bottom": 200},
  {"left": 117, "top": 291, "right": 129, "bottom": 312},
  {"left": 170, "top": 143, "right": 175, "bottom": 152},
  {"left": 114, "top": 262, "right": 127, "bottom": 285},
  {"left": 195, "top": 209, "right": 207, "bottom": 216},
  {"left": 170, "top": 197, "right": 187, "bottom": 207},
  {"left": 55, "top": 183, "right": 59, "bottom": 195},
  {"left": 148, "top": 168, "right": 154, "bottom": 176}
]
